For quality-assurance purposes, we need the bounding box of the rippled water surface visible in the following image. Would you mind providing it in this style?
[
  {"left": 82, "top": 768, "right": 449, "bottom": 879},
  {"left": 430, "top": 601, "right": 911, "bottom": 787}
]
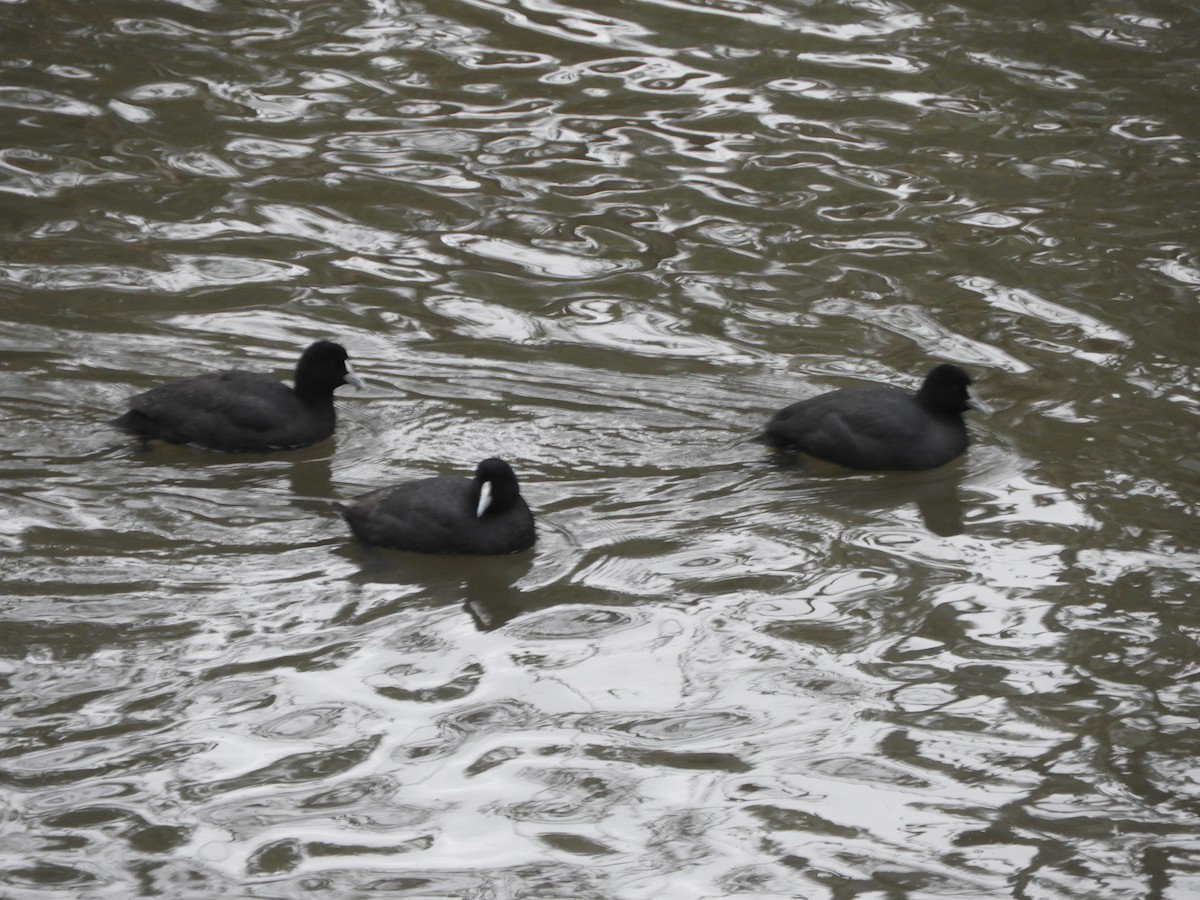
[{"left": 2, "top": 0, "right": 1199, "bottom": 896}]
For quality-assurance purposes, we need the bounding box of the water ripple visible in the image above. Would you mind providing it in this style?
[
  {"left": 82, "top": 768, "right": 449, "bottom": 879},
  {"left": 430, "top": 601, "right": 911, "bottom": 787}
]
[
  {"left": 506, "top": 607, "right": 640, "bottom": 640},
  {"left": 953, "top": 275, "right": 1129, "bottom": 345},
  {"left": 0, "top": 150, "right": 139, "bottom": 199},
  {"left": 0, "top": 86, "right": 103, "bottom": 117},
  {"left": 0, "top": 257, "right": 306, "bottom": 293},
  {"left": 442, "top": 232, "right": 644, "bottom": 279},
  {"left": 3, "top": 0, "right": 1199, "bottom": 895},
  {"left": 964, "top": 51, "right": 1085, "bottom": 91},
  {"left": 797, "top": 51, "right": 927, "bottom": 74},
  {"left": 809, "top": 297, "right": 1030, "bottom": 372}
]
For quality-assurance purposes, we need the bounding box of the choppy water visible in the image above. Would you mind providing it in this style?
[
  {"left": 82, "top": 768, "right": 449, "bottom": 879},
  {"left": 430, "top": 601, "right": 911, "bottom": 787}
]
[{"left": 2, "top": 0, "right": 1199, "bottom": 897}]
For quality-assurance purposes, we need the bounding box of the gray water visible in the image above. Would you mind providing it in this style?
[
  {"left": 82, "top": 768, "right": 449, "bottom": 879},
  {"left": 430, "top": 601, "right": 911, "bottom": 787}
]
[{"left": 2, "top": 0, "right": 1198, "bottom": 897}]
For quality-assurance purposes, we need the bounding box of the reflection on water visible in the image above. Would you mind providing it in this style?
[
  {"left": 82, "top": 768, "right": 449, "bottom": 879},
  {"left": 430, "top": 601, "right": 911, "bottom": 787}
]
[
  {"left": 2, "top": 0, "right": 1199, "bottom": 896},
  {"left": 762, "top": 450, "right": 970, "bottom": 536},
  {"left": 336, "top": 541, "right": 539, "bottom": 631}
]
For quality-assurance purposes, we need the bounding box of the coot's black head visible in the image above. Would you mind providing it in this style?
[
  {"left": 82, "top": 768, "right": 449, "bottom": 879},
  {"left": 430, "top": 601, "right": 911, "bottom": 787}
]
[
  {"left": 916, "top": 364, "right": 988, "bottom": 416},
  {"left": 472, "top": 457, "right": 522, "bottom": 518},
  {"left": 294, "top": 340, "right": 364, "bottom": 398}
]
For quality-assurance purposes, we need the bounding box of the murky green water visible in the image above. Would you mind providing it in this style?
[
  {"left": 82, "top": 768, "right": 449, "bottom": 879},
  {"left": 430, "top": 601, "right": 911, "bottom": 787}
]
[{"left": 2, "top": 0, "right": 1198, "bottom": 896}]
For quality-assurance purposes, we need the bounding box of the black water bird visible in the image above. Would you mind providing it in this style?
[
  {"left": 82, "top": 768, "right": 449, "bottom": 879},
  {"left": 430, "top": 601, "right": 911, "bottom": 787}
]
[
  {"left": 112, "top": 340, "right": 363, "bottom": 451},
  {"left": 335, "top": 457, "right": 536, "bottom": 555},
  {"left": 757, "top": 363, "right": 989, "bottom": 471}
]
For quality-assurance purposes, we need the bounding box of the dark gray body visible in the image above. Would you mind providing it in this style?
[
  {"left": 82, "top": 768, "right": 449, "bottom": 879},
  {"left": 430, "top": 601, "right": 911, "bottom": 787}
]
[
  {"left": 336, "top": 459, "right": 535, "bottom": 555},
  {"left": 759, "top": 364, "right": 981, "bottom": 471},
  {"left": 112, "top": 340, "right": 359, "bottom": 452}
]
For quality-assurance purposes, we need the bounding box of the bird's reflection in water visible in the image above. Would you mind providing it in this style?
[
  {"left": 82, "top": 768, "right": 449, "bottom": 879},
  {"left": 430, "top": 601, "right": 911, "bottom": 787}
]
[
  {"left": 766, "top": 450, "right": 968, "bottom": 536},
  {"left": 845, "top": 472, "right": 966, "bottom": 537},
  {"left": 285, "top": 452, "right": 336, "bottom": 506},
  {"left": 334, "top": 543, "right": 539, "bottom": 631}
]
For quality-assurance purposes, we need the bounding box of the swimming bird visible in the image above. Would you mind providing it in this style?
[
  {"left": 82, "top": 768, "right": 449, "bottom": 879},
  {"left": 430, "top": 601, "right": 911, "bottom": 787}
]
[
  {"left": 757, "top": 363, "right": 989, "bottom": 471},
  {"left": 112, "top": 339, "right": 363, "bottom": 451},
  {"left": 335, "top": 457, "right": 535, "bottom": 555}
]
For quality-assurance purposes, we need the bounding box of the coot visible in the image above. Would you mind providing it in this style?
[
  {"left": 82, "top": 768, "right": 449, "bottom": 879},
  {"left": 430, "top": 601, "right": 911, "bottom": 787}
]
[
  {"left": 112, "top": 340, "right": 363, "bottom": 451},
  {"left": 758, "top": 363, "right": 989, "bottom": 471},
  {"left": 335, "top": 457, "right": 535, "bottom": 555}
]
